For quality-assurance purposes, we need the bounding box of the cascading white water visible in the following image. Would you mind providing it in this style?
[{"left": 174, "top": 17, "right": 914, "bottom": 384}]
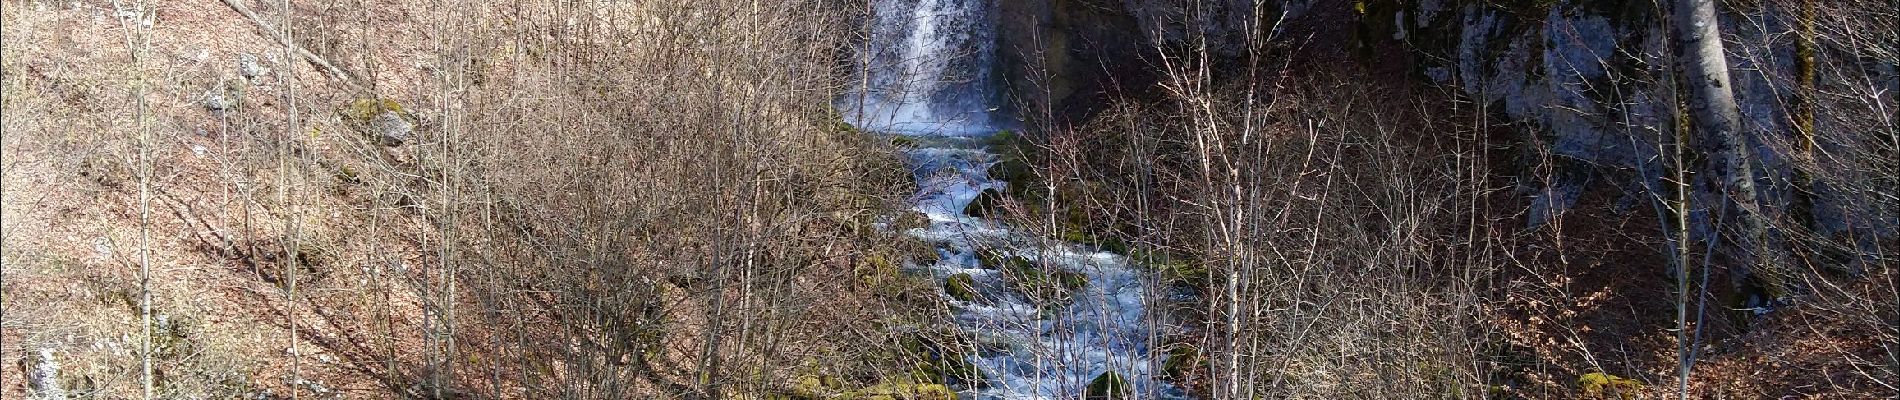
[
  {"left": 843, "top": 0, "right": 997, "bottom": 135},
  {"left": 844, "top": 1, "right": 1193, "bottom": 399}
]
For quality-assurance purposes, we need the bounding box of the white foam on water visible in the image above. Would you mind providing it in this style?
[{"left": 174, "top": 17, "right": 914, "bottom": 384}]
[{"left": 845, "top": 0, "right": 1192, "bottom": 398}]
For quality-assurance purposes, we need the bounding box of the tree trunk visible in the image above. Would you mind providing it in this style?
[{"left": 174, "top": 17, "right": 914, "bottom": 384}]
[
  {"left": 1668, "top": 0, "right": 1765, "bottom": 395},
  {"left": 1671, "top": 0, "right": 1764, "bottom": 268},
  {"left": 1789, "top": 0, "right": 1818, "bottom": 230}
]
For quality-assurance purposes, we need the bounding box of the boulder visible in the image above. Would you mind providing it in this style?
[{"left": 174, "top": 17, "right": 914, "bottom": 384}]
[
  {"left": 202, "top": 88, "right": 235, "bottom": 111},
  {"left": 237, "top": 53, "right": 268, "bottom": 80},
  {"left": 944, "top": 273, "right": 978, "bottom": 302},
  {"left": 963, "top": 188, "right": 1007, "bottom": 218},
  {"left": 844, "top": 382, "right": 958, "bottom": 400},
  {"left": 370, "top": 112, "right": 414, "bottom": 146},
  {"left": 1084, "top": 370, "right": 1131, "bottom": 400}
]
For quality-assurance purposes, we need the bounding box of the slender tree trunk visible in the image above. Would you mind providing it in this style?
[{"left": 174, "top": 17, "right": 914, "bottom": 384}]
[
  {"left": 1671, "top": 0, "right": 1756, "bottom": 205},
  {"left": 1670, "top": 0, "right": 1769, "bottom": 395},
  {"left": 1789, "top": 0, "right": 1819, "bottom": 231}
]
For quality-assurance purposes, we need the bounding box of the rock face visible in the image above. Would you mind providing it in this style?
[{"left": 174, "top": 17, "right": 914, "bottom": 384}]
[
  {"left": 1388, "top": 0, "right": 1880, "bottom": 232},
  {"left": 992, "top": 0, "right": 1339, "bottom": 123},
  {"left": 1398, "top": 0, "right": 1685, "bottom": 226},
  {"left": 1007, "top": 0, "right": 1893, "bottom": 235},
  {"left": 996, "top": 0, "right": 1273, "bottom": 123},
  {"left": 996, "top": 0, "right": 1145, "bottom": 122}
]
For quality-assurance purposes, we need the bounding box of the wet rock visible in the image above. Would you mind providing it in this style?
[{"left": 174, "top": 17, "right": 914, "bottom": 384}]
[
  {"left": 944, "top": 273, "right": 978, "bottom": 302},
  {"left": 1160, "top": 343, "right": 1201, "bottom": 379},
  {"left": 1084, "top": 370, "right": 1130, "bottom": 400},
  {"left": 890, "top": 135, "right": 919, "bottom": 148},
  {"left": 963, "top": 188, "right": 1006, "bottom": 218},
  {"left": 976, "top": 250, "right": 1030, "bottom": 271}
]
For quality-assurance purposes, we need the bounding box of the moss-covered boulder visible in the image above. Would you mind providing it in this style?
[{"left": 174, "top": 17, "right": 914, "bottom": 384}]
[
  {"left": 339, "top": 98, "right": 413, "bottom": 146},
  {"left": 1132, "top": 248, "right": 1207, "bottom": 289},
  {"left": 842, "top": 382, "right": 958, "bottom": 400},
  {"left": 1005, "top": 263, "right": 1088, "bottom": 308},
  {"left": 1160, "top": 343, "right": 1201, "bottom": 379},
  {"left": 944, "top": 273, "right": 978, "bottom": 302},
  {"left": 1577, "top": 372, "right": 1641, "bottom": 399},
  {"left": 1084, "top": 371, "right": 1131, "bottom": 400},
  {"left": 964, "top": 188, "right": 1008, "bottom": 218},
  {"left": 789, "top": 374, "right": 846, "bottom": 399},
  {"left": 898, "top": 330, "right": 990, "bottom": 389},
  {"left": 976, "top": 250, "right": 1031, "bottom": 271}
]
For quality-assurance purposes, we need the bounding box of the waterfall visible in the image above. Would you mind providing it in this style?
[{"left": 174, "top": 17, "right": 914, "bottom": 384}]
[
  {"left": 846, "top": 1, "right": 1194, "bottom": 399},
  {"left": 843, "top": 0, "right": 998, "bottom": 135}
]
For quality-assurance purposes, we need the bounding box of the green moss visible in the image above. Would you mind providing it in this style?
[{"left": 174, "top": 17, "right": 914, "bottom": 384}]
[
  {"left": 976, "top": 250, "right": 1032, "bottom": 271},
  {"left": 1160, "top": 344, "right": 1201, "bottom": 379},
  {"left": 995, "top": 255, "right": 1087, "bottom": 309},
  {"left": 1576, "top": 372, "right": 1641, "bottom": 399},
  {"left": 1051, "top": 271, "right": 1088, "bottom": 293},
  {"left": 340, "top": 98, "right": 405, "bottom": 124},
  {"left": 1132, "top": 248, "right": 1207, "bottom": 289},
  {"left": 1084, "top": 371, "right": 1131, "bottom": 400},
  {"left": 944, "top": 273, "right": 978, "bottom": 302},
  {"left": 891, "top": 136, "right": 920, "bottom": 148},
  {"left": 964, "top": 188, "right": 1008, "bottom": 218},
  {"left": 790, "top": 374, "right": 847, "bottom": 399},
  {"left": 841, "top": 382, "right": 958, "bottom": 400},
  {"left": 896, "top": 331, "right": 989, "bottom": 389}
]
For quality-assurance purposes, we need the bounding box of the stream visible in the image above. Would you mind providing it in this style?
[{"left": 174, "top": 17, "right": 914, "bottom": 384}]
[{"left": 843, "top": 0, "right": 1191, "bottom": 398}]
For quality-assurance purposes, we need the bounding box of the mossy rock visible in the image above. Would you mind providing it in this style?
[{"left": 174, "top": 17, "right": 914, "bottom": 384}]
[
  {"left": 841, "top": 382, "right": 958, "bottom": 400},
  {"left": 1062, "top": 228, "right": 1130, "bottom": 255},
  {"left": 1160, "top": 343, "right": 1201, "bottom": 379},
  {"left": 339, "top": 98, "right": 413, "bottom": 146},
  {"left": 944, "top": 273, "right": 978, "bottom": 302},
  {"left": 964, "top": 188, "right": 1008, "bottom": 218},
  {"left": 790, "top": 374, "right": 847, "bottom": 399},
  {"left": 899, "top": 330, "right": 990, "bottom": 389},
  {"left": 340, "top": 98, "right": 405, "bottom": 123},
  {"left": 1131, "top": 248, "right": 1206, "bottom": 288},
  {"left": 1051, "top": 270, "right": 1088, "bottom": 292},
  {"left": 1005, "top": 263, "right": 1087, "bottom": 307},
  {"left": 859, "top": 254, "right": 900, "bottom": 285},
  {"left": 1577, "top": 372, "right": 1641, "bottom": 399},
  {"left": 987, "top": 146, "right": 1035, "bottom": 184},
  {"left": 976, "top": 250, "right": 1031, "bottom": 271},
  {"left": 1084, "top": 371, "right": 1131, "bottom": 400}
]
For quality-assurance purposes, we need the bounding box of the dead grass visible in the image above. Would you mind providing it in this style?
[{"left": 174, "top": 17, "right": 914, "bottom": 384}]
[{"left": 4, "top": 0, "right": 932, "bottom": 398}]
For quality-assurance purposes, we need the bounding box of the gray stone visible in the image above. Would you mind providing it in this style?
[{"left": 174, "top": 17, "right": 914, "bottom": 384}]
[
  {"left": 237, "top": 53, "right": 267, "bottom": 80},
  {"left": 202, "top": 88, "right": 234, "bottom": 111},
  {"left": 369, "top": 112, "right": 413, "bottom": 146}
]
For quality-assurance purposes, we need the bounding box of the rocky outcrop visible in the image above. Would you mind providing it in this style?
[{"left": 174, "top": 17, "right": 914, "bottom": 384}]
[
  {"left": 996, "top": 0, "right": 1276, "bottom": 123},
  {"left": 1389, "top": 0, "right": 1871, "bottom": 230},
  {"left": 996, "top": 0, "right": 1145, "bottom": 123}
]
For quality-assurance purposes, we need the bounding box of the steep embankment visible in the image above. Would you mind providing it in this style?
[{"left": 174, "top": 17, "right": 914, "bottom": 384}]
[{"left": 3, "top": 1, "right": 949, "bottom": 398}]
